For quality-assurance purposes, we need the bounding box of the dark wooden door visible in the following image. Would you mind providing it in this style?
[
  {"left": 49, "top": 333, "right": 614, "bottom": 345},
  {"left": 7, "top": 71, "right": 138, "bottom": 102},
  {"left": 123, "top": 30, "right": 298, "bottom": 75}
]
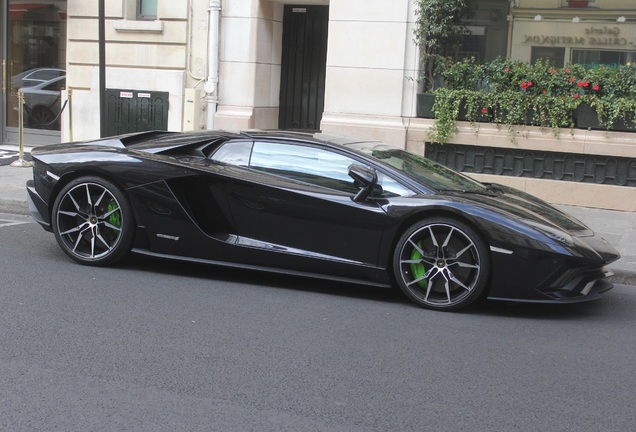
[{"left": 278, "top": 5, "right": 328, "bottom": 131}]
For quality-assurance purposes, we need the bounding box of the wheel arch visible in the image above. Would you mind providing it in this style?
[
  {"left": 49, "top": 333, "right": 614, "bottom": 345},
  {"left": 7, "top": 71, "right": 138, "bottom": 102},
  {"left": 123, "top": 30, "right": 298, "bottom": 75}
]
[
  {"left": 390, "top": 208, "right": 491, "bottom": 254},
  {"left": 47, "top": 169, "right": 133, "bottom": 222},
  {"left": 383, "top": 207, "right": 494, "bottom": 287}
]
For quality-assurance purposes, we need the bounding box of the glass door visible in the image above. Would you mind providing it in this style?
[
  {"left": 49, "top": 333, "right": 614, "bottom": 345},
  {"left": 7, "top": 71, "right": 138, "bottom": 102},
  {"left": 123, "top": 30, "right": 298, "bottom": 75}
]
[{"left": 4, "top": 0, "right": 67, "bottom": 145}]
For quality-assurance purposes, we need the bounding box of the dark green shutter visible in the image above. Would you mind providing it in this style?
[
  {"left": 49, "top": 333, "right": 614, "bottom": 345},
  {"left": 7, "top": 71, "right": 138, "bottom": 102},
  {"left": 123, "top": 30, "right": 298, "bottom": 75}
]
[{"left": 105, "top": 89, "right": 169, "bottom": 136}]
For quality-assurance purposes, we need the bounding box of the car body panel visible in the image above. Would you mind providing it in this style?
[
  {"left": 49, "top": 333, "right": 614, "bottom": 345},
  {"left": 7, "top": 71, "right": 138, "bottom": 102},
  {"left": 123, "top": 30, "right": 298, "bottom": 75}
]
[{"left": 27, "top": 130, "right": 621, "bottom": 305}]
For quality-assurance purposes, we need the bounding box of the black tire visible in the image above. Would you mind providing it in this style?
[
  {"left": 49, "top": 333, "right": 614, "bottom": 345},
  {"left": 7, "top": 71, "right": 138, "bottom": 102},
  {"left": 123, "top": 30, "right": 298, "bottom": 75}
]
[
  {"left": 52, "top": 176, "right": 135, "bottom": 266},
  {"left": 393, "top": 217, "right": 490, "bottom": 311}
]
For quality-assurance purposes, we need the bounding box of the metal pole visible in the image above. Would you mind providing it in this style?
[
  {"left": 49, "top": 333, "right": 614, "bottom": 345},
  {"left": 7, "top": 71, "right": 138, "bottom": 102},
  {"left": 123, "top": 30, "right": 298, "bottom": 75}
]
[
  {"left": 68, "top": 88, "right": 74, "bottom": 142},
  {"left": 205, "top": 1, "right": 221, "bottom": 130},
  {"left": 11, "top": 91, "right": 32, "bottom": 168},
  {"left": 99, "top": 0, "right": 106, "bottom": 138}
]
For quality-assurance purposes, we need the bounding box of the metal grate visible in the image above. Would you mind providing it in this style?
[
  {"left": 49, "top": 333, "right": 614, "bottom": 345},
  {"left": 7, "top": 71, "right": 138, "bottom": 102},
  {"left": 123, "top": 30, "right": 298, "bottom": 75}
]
[{"left": 425, "top": 142, "right": 636, "bottom": 187}]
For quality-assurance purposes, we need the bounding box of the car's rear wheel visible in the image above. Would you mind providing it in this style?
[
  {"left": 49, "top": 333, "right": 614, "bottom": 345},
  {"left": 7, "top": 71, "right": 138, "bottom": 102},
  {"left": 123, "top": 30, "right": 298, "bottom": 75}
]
[
  {"left": 52, "top": 176, "right": 135, "bottom": 266},
  {"left": 393, "top": 217, "right": 490, "bottom": 311}
]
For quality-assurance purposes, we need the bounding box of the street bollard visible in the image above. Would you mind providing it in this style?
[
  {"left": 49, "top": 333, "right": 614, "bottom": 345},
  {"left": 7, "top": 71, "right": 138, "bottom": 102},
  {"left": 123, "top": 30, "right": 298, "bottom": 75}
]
[{"left": 10, "top": 91, "right": 32, "bottom": 168}]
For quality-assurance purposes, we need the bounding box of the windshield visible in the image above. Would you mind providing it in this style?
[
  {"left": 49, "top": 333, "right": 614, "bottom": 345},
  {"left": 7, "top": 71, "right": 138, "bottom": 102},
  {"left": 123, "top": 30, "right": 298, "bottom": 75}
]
[{"left": 349, "top": 143, "right": 488, "bottom": 193}]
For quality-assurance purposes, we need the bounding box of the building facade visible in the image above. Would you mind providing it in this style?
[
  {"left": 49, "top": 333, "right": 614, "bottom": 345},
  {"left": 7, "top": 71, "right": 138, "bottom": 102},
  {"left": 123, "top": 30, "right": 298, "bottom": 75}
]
[{"left": 1, "top": 0, "right": 635, "bottom": 209}]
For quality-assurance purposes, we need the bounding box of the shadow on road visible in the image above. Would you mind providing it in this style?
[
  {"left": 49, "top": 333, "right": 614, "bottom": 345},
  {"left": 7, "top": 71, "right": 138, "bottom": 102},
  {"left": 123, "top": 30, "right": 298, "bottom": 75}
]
[
  {"left": 124, "top": 253, "right": 408, "bottom": 306},
  {"left": 120, "top": 254, "right": 628, "bottom": 320}
]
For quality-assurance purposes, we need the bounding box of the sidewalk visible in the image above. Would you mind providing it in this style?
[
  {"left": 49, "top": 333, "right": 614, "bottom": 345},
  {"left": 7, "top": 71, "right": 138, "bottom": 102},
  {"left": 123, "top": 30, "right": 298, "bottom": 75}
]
[{"left": 1, "top": 146, "right": 635, "bottom": 285}]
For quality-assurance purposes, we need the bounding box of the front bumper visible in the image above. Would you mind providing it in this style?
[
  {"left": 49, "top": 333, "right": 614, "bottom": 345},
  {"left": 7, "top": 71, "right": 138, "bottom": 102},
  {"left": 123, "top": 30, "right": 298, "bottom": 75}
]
[{"left": 488, "top": 266, "right": 614, "bottom": 304}]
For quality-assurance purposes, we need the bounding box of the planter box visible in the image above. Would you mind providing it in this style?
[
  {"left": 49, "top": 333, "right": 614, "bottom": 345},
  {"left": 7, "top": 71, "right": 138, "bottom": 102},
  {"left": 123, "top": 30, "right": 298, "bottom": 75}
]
[
  {"left": 458, "top": 106, "right": 491, "bottom": 123},
  {"left": 416, "top": 93, "right": 436, "bottom": 119},
  {"left": 576, "top": 103, "right": 636, "bottom": 132},
  {"left": 494, "top": 108, "right": 536, "bottom": 127},
  {"left": 418, "top": 92, "right": 491, "bottom": 122}
]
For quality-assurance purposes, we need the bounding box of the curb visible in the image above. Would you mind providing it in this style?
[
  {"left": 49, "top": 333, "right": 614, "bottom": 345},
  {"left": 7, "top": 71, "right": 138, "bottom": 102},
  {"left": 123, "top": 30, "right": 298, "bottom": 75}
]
[
  {"left": 609, "top": 269, "right": 636, "bottom": 287},
  {"left": 0, "top": 198, "right": 29, "bottom": 216}
]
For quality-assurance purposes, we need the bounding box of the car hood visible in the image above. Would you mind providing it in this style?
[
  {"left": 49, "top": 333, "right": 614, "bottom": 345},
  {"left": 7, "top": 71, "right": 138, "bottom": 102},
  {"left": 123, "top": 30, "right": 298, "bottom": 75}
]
[
  {"left": 447, "top": 183, "right": 592, "bottom": 236},
  {"left": 440, "top": 184, "right": 620, "bottom": 264}
]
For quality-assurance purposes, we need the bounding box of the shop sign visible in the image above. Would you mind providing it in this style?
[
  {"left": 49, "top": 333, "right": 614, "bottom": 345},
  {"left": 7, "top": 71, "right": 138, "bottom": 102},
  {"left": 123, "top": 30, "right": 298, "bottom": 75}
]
[{"left": 522, "top": 25, "right": 635, "bottom": 48}]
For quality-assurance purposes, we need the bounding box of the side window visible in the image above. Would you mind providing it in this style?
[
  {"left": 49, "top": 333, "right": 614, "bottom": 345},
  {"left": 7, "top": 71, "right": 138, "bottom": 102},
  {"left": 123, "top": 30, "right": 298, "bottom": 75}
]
[
  {"left": 43, "top": 78, "right": 66, "bottom": 92},
  {"left": 31, "top": 69, "right": 64, "bottom": 81},
  {"left": 250, "top": 142, "right": 359, "bottom": 194},
  {"left": 211, "top": 140, "right": 416, "bottom": 197},
  {"left": 210, "top": 141, "right": 252, "bottom": 166},
  {"left": 376, "top": 173, "right": 415, "bottom": 198}
]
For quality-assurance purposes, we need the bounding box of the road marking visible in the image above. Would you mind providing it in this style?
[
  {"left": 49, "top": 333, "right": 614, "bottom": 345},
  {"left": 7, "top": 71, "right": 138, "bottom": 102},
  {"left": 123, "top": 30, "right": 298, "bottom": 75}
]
[
  {"left": 0, "top": 215, "right": 34, "bottom": 227},
  {"left": 0, "top": 150, "right": 18, "bottom": 159}
]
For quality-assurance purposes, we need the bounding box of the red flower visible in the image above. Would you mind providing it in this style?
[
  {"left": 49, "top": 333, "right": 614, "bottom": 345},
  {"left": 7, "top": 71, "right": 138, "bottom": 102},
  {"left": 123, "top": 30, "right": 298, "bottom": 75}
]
[
  {"left": 504, "top": 67, "right": 509, "bottom": 72},
  {"left": 569, "top": 77, "right": 575, "bottom": 83},
  {"left": 583, "top": 82, "right": 589, "bottom": 87},
  {"left": 550, "top": 69, "right": 555, "bottom": 74},
  {"left": 573, "top": 93, "right": 579, "bottom": 99},
  {"left": 542, "top": 89, "right": 547, "bottom": 94},
  {"left": 577, "top": 81, "right": 583, "bottom": 87},
  {"left": 593, "top": 84, "right": 600, "bottom": 91},
  {"left": 521, "top": 82, "right": 528, "bottom": 89},
  {"left": 481, "top": 108, "right": 488, "bottom": 114},
  {"left": 565, "top": 68, "right": 571, "bottom": 73}
]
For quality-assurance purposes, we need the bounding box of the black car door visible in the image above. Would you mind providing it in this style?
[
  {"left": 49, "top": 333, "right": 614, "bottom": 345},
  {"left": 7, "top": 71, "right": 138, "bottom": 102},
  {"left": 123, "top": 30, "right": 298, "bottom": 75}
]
[{"left": 220, "top": 141, "right": 389, "bottom": 267}]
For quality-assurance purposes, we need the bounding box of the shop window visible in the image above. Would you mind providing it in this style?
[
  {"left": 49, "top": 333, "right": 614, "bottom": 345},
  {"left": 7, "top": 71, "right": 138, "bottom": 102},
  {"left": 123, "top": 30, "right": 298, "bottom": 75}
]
[
  {"left": 571, "top": 49, "right": 636, "bottom": 67},
  {"left": 531, "top": 47, "right": 566, "bottom": 67},
  {"left": 459, "top": 1, "right": 509, "bottom": 63}
]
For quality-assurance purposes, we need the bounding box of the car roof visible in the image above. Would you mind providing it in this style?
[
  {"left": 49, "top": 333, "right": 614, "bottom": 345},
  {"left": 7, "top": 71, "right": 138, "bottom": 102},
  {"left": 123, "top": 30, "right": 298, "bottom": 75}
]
[{"left": 239, "top": 130, "right": 379, "bottom": 147}]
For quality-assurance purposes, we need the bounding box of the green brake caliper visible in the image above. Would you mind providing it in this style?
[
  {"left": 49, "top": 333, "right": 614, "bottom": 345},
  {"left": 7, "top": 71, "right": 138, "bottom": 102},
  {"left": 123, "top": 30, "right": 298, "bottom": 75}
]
[
  {"left": 410, "top": 241, "right": 428, "bottom": 289},
  {"left": 107, "top": 200, "right": 121, "bottom": 228}
]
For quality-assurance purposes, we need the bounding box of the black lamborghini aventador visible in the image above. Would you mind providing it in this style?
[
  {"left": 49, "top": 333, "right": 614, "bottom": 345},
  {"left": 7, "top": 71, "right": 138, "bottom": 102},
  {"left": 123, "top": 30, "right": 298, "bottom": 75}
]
[{"left": 26, "top": 130, "right": 620, "bottom": 311}]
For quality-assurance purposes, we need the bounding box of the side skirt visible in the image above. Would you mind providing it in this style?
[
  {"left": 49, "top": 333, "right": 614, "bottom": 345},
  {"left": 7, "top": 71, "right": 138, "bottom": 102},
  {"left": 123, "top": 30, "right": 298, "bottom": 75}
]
[{"left": 131, "top": 248, "right": 393, "bottom": 288}]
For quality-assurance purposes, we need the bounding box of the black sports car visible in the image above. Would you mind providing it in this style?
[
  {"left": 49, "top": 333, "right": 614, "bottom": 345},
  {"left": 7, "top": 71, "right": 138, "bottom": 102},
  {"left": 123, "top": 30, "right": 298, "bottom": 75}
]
[{"left": 27, "top": 130, "right": 620, "bottom": 311}]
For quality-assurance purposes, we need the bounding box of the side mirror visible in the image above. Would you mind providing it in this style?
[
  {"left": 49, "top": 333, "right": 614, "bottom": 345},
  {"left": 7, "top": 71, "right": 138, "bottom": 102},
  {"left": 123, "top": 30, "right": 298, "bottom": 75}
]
[{"left": 348, "top": 164, "right": 378, "bottom": 202}]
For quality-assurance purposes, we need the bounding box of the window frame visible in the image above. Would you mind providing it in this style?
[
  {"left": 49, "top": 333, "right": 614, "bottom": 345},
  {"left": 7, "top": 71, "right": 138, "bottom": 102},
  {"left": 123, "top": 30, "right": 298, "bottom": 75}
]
[{"left": 561, "top": 0, "right": 596, "bottom": 7}]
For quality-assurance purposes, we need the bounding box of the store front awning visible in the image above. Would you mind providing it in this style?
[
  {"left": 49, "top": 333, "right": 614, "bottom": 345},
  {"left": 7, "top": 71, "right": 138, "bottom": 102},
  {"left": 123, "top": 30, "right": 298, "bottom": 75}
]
[{"left": 9, "top": 3, "right": 53, "bottom": 18}]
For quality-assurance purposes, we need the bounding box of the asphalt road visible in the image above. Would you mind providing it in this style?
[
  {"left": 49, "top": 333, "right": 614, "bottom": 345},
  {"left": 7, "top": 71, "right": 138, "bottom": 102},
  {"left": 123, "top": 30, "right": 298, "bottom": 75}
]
[{"left": 1, "top": 213, "right": 635, "bottom": 432}]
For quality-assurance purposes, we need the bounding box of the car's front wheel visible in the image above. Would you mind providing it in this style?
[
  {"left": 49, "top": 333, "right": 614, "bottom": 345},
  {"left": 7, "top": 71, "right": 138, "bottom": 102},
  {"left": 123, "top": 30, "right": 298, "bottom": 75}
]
[
  {"left": 52, "top": 176, "right": 135, "bottom": 266},
  {"left": 393, "top": 217, "right": 490, "bottom": 311},
  {"left": 27, "top": 106, "right": 58, "bottom": 130}
]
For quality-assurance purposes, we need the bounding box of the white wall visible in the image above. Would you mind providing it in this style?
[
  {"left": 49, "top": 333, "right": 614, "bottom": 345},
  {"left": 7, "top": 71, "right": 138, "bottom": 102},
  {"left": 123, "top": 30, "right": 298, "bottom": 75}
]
[
  {"left": 64, "top": 0, "right": 188, "bottom": 141},
  {"left": 320, "top": 0, "right": 418, "bottom": 147}
]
